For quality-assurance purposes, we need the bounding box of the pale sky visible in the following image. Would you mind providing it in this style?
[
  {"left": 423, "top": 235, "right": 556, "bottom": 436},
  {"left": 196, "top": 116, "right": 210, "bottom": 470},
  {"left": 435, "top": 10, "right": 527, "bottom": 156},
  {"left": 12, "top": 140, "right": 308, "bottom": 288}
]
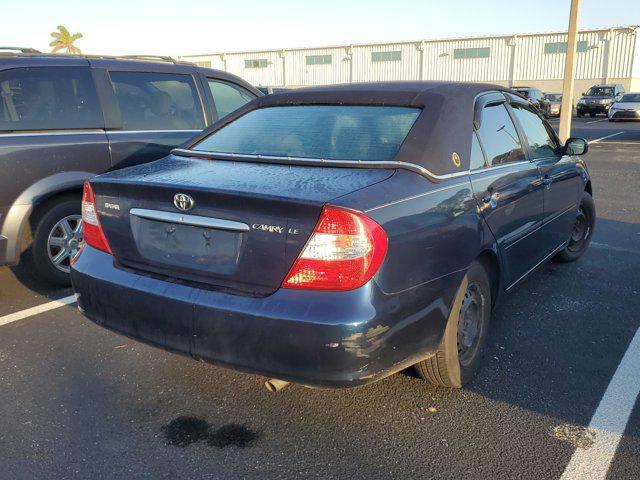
[{"left": 5, "top": 0, "right": 640, "bottom": 57}]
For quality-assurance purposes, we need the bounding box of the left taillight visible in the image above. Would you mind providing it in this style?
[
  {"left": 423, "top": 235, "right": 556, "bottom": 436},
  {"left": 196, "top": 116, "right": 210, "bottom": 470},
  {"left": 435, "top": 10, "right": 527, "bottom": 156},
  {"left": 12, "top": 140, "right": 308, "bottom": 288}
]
[
  {"left": 81, "top": 180, "right": 112, "bottom": 254},
  {"left": 282, "top": 205, "right": 388, "bottom": 291}
]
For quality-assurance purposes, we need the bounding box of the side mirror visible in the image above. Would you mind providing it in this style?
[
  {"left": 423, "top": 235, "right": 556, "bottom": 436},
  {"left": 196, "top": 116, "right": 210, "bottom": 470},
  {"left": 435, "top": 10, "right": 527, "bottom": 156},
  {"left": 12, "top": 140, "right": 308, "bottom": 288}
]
[{"left": 564, "top": 137, "right": 588, "bottom": 156}]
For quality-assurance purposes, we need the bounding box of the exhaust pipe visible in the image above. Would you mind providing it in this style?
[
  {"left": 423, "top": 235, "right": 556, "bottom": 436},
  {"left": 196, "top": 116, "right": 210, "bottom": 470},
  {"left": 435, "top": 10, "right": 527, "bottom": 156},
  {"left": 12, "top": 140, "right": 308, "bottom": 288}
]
[{"left": 264, "top": 378, "right": 290, "bottom": 393}]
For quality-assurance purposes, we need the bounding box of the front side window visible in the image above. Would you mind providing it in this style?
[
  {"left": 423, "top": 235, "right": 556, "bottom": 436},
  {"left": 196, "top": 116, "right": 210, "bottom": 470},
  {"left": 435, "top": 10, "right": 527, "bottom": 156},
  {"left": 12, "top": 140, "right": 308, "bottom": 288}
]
[
  {"left": 0, "top": 67, "right": 101, "bottom": 132},
  {"left": 207, "top": 79, "right": 255, "bottom": 119},
  {"left": 109, "top": 71, "right": 204, "bottom": 131},
  {"left": 476, "top": 103, "right": 526, "bottom": 166},
  {"left": 193, "top": 105, "right": 420, "bottom": 162},
  {"left": 510, "top": 105, "right": 559, "bottom": 160}
]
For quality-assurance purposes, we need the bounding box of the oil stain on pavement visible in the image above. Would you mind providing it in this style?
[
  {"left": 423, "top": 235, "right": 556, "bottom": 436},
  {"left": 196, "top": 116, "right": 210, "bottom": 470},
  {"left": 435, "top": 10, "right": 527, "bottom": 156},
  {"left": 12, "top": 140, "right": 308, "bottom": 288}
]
[{"left": 162, "top": 416, "right": 260, "bottom": 448}]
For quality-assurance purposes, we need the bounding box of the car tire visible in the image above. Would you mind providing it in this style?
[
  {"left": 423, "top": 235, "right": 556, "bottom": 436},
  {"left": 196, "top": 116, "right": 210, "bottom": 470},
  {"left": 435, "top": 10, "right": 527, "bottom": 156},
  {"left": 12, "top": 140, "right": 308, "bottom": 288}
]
[
  {"left": 554, "top": 191, "right": 595, "bottom": 263},
  {"left": 589, "top": 113, "right": 596, "bottom": 118},
  {"left": 577, "top": 111, "right": 583, "bottom": 117},
  {"left": 24, "top": 197, "right": 83, "bottom": 286},
  {"left": 414, "top": 261, "right": 491, "bottom": 388},
  {"left": 608, "top": 118, "right": 616, "bottom": 122}
]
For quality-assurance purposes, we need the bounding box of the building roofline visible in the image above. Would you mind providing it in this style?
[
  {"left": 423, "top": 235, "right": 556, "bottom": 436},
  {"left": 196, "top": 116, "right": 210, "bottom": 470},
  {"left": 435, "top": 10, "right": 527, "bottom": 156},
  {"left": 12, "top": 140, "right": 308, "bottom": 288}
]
[{"left": 179, "top": 25, "right": 639, "bottom": 58}]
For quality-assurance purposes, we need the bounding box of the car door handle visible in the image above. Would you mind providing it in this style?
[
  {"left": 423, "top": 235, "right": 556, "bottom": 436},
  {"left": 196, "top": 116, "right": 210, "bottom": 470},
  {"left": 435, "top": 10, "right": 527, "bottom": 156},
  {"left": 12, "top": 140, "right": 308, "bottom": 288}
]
[{"left": 482, "top": 191, "right": 500, "bottom": 205}]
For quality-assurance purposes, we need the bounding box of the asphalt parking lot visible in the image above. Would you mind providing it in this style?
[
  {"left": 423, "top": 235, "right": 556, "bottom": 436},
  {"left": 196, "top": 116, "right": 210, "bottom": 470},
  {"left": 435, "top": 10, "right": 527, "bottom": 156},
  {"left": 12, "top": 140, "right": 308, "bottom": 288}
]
[{"left": 1, "top": 116, "right": 639, "bottom": 480}]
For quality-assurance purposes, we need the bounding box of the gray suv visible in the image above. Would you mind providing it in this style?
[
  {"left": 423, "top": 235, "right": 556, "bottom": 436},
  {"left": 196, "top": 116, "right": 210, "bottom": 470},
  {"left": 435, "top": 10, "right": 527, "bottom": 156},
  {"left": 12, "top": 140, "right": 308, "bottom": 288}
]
[{"left": 0, "top": 48, "right": 261, "bottom": 285}]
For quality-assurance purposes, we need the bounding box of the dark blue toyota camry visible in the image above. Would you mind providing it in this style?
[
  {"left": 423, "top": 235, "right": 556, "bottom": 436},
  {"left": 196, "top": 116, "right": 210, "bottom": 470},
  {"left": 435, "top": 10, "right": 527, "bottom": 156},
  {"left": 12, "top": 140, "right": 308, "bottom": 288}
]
[{"left": 71, "top": 82, "right": 594, "bottom": 390}]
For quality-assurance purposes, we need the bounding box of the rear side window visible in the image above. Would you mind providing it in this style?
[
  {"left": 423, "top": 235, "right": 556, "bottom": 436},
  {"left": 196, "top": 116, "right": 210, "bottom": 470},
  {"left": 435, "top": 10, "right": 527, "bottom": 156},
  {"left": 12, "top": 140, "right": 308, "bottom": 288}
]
[
  {"left": 0, "top": 67, "right": 101, "bottom": 132},
  {"left": 510, "top": 105, "right": 559, "bottom": 160},
  {"left": 193, "top": 105, "right": 420, "bottom": 161},
  {"left": 476, "top": 103, "right": 526, "bottom": 166},
  {"left": 109, "top": 71, "right": 204, "bottom": 131},
  {"left": 470, "top": 132, "right": 487, "bottom": 170},
  {"left": 207, "top": 79, "right": 255, "bottom": 119}
]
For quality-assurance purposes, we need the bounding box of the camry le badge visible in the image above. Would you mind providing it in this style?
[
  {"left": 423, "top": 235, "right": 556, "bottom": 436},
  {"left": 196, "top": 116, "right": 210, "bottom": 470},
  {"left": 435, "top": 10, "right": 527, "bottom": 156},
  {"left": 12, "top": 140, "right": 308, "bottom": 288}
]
[{"left": 173, "top": 193, "right": 195, "bottom": 212}]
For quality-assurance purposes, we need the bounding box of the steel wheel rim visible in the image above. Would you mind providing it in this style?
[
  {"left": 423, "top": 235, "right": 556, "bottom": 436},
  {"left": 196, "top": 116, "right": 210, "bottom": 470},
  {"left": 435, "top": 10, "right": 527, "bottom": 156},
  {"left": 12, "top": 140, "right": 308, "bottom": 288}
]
[
  {"left": 567, "top": 206, "right": 590, "bottom": 253},
  {"left": 47, "top": 215, "right": 83, "bottom": 273},
  {"left": 457, "top": 283, "right": 484, "bottom": 367}
]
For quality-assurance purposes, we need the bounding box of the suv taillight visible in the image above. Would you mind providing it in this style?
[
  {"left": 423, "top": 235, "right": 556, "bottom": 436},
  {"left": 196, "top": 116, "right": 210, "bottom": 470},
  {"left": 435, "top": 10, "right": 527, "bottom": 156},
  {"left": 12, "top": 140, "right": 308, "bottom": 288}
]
[
  {"left": 282, "top": 206, "right": 387, "bottom": 291},
  {"left": 81, "top": 181, "right": 112, "bottom": 254}
]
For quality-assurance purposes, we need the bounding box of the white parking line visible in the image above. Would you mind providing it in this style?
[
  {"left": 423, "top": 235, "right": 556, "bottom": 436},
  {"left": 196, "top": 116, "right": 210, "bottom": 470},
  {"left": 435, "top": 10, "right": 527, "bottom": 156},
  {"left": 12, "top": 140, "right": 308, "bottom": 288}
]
[
  {"left": 0, "top": 295, "right": 77, "bottom": 327},
  {"left": 585, "top": 118, "right": 610, "bottom": 124},
  {"left": 588, "top": 132, "right": 624, "bottom": 144},
  {"left": 560, "top": 326, "right": 640, "bottom": 480}
]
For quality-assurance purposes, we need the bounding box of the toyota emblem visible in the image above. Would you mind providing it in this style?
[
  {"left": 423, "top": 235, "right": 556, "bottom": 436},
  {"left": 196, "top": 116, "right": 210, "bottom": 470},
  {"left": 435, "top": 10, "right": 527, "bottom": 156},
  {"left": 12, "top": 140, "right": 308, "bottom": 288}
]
[{"left": 173, "top": 193, "right": 195, "bottom": 212}]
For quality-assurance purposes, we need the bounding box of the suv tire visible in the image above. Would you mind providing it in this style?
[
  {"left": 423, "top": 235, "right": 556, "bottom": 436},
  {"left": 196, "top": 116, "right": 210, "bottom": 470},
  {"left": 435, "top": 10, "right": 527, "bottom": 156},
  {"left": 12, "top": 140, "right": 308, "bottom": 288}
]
[
  {"left": 25, "top": 197, "right": 82, "bottom": 286},
  {"left": 414, "top": 261, "right": 491, "bottom": 388}
]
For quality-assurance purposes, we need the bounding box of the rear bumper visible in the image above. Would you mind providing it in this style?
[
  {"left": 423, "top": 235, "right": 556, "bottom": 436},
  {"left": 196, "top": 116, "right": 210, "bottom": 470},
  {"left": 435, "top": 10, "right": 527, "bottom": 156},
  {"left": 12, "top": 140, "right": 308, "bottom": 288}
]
[{"left": 71, "top": 246, "right": 458, "bottom": 388}]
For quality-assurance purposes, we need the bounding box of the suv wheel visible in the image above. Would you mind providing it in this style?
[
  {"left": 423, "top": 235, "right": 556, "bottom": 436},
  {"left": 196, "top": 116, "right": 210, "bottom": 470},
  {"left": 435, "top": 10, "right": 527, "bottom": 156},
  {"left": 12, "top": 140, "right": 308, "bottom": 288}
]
[
  {"left": 25, "top": 197, "right": 83, "bottom": 286},
  {"left": 414, "top": 261, "right": 491, "bottom": 388}
]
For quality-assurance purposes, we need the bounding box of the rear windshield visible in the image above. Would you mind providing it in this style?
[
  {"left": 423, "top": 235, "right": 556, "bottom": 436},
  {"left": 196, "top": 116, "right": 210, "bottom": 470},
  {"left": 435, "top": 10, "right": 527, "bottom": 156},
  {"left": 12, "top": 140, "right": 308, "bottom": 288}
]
[
  {"left": 619, "top": 93, "right": 640, "bottom": 103},
  {"left": 193, "top": 105, "right": 421, "bottom": 161},
  {"left": 546, "top": 94, "right": 562, "bottom": 101}
]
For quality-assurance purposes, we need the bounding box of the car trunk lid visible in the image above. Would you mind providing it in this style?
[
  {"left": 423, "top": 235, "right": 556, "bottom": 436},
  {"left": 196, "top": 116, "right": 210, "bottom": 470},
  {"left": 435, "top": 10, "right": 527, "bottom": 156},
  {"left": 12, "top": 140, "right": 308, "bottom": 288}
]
[{"left": 91, "top": 155, "right": 394, "bottom": 295}]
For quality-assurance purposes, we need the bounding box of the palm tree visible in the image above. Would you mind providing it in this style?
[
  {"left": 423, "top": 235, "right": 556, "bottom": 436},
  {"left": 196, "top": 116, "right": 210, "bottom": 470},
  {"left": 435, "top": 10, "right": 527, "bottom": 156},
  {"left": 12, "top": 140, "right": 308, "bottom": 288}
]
[{"left": 49, "top": 25, "right": 83, "bottom": 54}]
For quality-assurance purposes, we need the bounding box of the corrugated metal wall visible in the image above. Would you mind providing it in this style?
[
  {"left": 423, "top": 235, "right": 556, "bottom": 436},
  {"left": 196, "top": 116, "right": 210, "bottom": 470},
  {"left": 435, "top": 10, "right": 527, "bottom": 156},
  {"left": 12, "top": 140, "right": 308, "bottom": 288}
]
[{"left": 181, "top": 27, "right": 638, "bottom": 87}]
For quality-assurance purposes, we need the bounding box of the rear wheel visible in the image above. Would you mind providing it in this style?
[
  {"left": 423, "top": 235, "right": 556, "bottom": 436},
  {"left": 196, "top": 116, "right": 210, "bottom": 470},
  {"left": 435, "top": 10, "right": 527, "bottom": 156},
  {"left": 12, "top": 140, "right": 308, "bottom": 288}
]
[
  {"left": 589, "top": 112, "right": 596, "bottom": 118},
  {"left": 554, "top": 191, "right": 595, "bottom": 263},
  {"left": 415, "top": 261, "right": 491, "bottom": 388},
  {"left": 24, "top": 197, "right": 83, "bottom": 286}
]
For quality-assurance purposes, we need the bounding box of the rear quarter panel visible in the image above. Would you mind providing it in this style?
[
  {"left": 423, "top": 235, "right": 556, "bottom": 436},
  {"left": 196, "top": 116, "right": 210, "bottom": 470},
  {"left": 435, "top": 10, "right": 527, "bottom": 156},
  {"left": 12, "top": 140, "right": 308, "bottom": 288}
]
[{"left": 332, "top": 170, "right": 496, "bottom": 367}]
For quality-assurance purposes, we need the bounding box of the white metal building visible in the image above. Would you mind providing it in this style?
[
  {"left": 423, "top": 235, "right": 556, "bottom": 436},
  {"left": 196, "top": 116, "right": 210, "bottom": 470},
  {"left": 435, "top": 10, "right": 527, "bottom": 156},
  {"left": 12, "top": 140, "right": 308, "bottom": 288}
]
[{"left": 180, "top": 26, "right": 640, "bottom": 102}]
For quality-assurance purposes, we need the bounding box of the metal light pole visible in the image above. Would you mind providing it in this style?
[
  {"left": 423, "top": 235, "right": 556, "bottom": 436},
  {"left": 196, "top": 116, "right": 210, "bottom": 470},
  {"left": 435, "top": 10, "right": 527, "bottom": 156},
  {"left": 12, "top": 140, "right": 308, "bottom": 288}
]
[{"left": 559, "top": 0, "right": 582, "bottom": 142}]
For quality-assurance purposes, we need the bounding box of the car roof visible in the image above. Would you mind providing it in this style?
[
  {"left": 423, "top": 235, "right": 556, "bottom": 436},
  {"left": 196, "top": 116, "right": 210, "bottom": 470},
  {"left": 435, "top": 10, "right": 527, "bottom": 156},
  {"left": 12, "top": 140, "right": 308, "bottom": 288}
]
[
  {"left": 253, "top": 81, "right": 509, "bottom": 109},
  {"left": 0, "top": 53, "right": 261, "bottom": 95},
  {"left": 186, "top": 81, "right": 515, "bottom": 178}
]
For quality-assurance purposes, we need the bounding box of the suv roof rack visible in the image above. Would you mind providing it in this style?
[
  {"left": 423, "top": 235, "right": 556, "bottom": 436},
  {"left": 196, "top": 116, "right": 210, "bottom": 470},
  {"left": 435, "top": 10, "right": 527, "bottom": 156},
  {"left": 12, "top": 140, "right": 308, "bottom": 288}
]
[
  {"left": 117, "top": 55, "right": 181, "bottom": 64},
  {"left": 0, "top": 46, "right": 42, "bottom": 54},
  {"left": 0, "top": 50, "right": 195, "bottom": 66}
]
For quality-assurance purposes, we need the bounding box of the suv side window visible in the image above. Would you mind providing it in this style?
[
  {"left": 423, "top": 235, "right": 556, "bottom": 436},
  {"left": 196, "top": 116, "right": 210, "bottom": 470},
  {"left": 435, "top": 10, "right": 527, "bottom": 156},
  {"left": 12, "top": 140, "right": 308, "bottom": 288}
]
[
  {"left": 207, "top": 79, "right": 255, "bottom": 119},
  {"left": 0, "top": 67, "right": 101, "bottom": 132},
  {"left": 476, "top": 103, "right": 526, "bottom": 166},
  {"left": 510, "top": 104, "right": 560, "bottom": 159},
  {"left": 109, "top": 71, "right": 205, "bottom": 131}
]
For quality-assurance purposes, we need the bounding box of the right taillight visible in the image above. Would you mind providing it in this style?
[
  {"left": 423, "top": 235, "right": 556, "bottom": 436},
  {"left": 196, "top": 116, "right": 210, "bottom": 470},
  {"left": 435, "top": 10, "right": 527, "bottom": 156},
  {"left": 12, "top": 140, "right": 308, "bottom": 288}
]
[
  {"left": 282, "top": 205, "right": 388, "bottom": 291},
  {"left": 81, "top": 181, "right": 112, "bottom": 254}
]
